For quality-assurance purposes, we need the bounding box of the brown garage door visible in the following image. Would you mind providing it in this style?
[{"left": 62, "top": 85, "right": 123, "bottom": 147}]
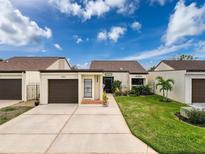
[
  {"left": 48, "top": 79, "right": 78, "bottom": 103},
  {"left": 0, "top": 79, "right": 22, "bottom": 100},
  {"left": 192, "top": 79, "right": 205, "bottom": 103}
]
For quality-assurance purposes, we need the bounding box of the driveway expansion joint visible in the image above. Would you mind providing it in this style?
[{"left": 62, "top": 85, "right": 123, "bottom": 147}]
[{"left": 44, "top": 105, "right": 78, "bottom": 154}]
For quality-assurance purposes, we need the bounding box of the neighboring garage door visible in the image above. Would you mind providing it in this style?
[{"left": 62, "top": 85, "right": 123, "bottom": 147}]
[
  {"left": 0, "top": 79, "right": 22, "bottom": 100},
  {"left": 48, "top": 79, "right": 78, "bottom": 103},
  {"left": 192, "top": 79, "right": 205, "bottom": 103}
]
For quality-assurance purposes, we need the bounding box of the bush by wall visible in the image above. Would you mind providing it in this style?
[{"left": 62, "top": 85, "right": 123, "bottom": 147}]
[
  {"left": 128, "top": 85, "right": 151, "bottom": 96},
  {"left": 187, "top": 109, "right": 205, "bottom": 125}
]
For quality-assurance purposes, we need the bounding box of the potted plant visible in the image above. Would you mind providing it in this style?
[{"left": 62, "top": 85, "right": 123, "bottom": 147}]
[
  {"left": 102, "top": 92, "right": 108, "bottom": 107},
  {"left": 35, "top": 94, "right": 40, "bottom": 106}
]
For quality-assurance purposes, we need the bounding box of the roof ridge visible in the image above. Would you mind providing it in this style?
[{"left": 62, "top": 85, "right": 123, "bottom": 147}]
[
  {"left": 8, "top": 56, "right": 65, "bottom": 59},
  {"left": 91, "top": 60, "right": 138, "bottom": 62},
  {"left": 163, "top": 60, "right": 205, "bottom": 62}
]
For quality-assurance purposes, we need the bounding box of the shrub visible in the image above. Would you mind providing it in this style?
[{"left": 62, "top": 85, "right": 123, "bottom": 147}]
[
  {"left": 114, "top": 88, "right": 122, "bottom": 96},
  {"left": 112, "top": 80, "right": 122, "bottom": 93},
  {"left": 131, "top": 86, "right": 140, "bottom": 96},
  {"left": 141, "top": 85, "right": 151, "bottom": 95},
  {"left": 187, "top": 109, "right": 205, "bottom": 125},
  {"left": 130, "top": 85, "right": 151, "bottom": 96},
  {"left": 128, "top": 89, "right": 137, "bottom": 96}
]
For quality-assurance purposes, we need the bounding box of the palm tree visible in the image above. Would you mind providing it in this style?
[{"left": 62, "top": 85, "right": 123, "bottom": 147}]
[{"left": 156, "top": 76, "right": 174, "bottom": 102}]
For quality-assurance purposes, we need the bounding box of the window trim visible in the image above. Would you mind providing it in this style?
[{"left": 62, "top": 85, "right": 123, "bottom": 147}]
[{"left": 84, "top": 79, "right": 92, "bottom": 98}]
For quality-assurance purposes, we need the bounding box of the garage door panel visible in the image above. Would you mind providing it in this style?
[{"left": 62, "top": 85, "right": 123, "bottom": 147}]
[
  {"left": 48, "top": 79, "right": 78, "bottom": 103},
  {"left": 0, "top": 79, "right": 22, "bottom": 100},
  {"left": 192, "top": 79, "right": 205, "bottom": 103}
]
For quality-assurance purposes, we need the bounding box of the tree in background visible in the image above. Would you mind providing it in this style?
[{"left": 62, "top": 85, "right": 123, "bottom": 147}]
[
  {"left": 171, "top": 54, "right": 197, "bottom": 60},
  {"left": 178, "top": 54, "right": 194, "bottom": 60},
  {"left": 156, "top": 76, "right": 174, "bottom": 102},
  {"left": 149, "top": 66, "right": 156, "bottom": 71},
  {"left": 0, "top": 58, "right": 3, "bottom": 61},
  {"left": 71, "top": 65, "right": 78, "bottom": 70}
]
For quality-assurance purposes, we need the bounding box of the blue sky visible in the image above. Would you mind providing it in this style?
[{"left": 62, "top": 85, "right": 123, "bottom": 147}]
[{"left": 0, "top": 0, "right": 205, "bottom": 69}]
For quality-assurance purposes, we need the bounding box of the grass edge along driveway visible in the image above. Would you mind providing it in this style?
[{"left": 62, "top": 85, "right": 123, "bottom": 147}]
[
  {"left": 115, "top": 95, "right": 205, "bottom": 154},
  {"left": 0, "top": 101, "right": 34, "bottom": 125}
]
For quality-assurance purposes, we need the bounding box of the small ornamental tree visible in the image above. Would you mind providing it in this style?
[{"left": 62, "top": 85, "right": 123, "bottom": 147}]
[{"left": 156, "top": 76, "right": 174, "bottom": 102}]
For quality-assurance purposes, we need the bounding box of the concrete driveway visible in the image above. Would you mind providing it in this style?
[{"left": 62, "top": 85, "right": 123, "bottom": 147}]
[
  {"left": 0, "top": 95, "right": 157, "bottom": 154},
  {"left": 0, "top": 100, "right": 20, "bottom": 109}
]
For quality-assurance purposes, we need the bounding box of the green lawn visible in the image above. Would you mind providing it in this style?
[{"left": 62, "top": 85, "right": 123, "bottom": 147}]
[
  {"left": 0, "top": 101, "right": 34, "bottom": 125},
  {"left": 115, "top": 95, "right": 205, "bottom": 154}
]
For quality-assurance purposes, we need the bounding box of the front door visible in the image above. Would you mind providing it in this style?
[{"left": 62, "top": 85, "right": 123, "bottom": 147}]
[{"left": 103, "top": 77, "right": 114, "bottom": 93}]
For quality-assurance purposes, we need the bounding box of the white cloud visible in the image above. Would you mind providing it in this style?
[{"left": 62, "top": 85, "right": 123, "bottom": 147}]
[
  {"left": 49, "top": 0, "right": 138, "bottom": 20},
  {"left": 97, "top": 31, "right": 107, "bottom": 41},
  {"left": 131, "top": 21, "right": 141, "bottom": 31},
  {"left": 97, "top": 26, "right": 126, "bottom": 42},
  {"left": 164, "top": 0, "right": 205, "bottom": 46},
  {"left": 41, "top": 49, "right": 47, "bottom": 53},
  {"left": 108, "top": 26, "right": 126, "bottom": 42},
  {"left": 123, "top": 41, "right": 193, "bottom": 60},
  {"left": 67, "top": 58, "right": 71, "bottom": 62},
  {"left": 194, "top": 41, "right": 205, "bottom": 52},
  {"left": 54, "top": 43, "right": 63, "bottom": 50},
  {"left": 77, "top": 62, "right": 90, "bottom": 69},
  {"left": 73, "top": 35, "right": 83, "bottom": 44},
  {"left": 76, "top": 38, "right": 83, "bottom": 44},
  {"left": 49, "top": 0, "right": 82, "bottom": 16},
  {"left": 0, "top": 0, "right": 52, "bottom": 46}
]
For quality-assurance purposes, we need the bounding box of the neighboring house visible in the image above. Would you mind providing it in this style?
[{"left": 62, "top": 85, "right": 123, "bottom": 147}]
[
  {"left": 0, "top": 57, "right": 70, "bottom": 101},
  {"left": 90, "top": 60, "right": 148, "bottom": 92},
  {"left": 149, "top": 60, "right": 205, "bottom": 104}
]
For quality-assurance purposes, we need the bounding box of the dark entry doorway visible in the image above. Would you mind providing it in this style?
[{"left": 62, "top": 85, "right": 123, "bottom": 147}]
[{"left": 103, "top": 77, "right": 114, "bottom": 93}]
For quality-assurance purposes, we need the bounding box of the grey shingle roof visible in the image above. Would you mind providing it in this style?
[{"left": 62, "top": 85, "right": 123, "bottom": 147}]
[
  {"left": 0, "top": 57, "right": 65, "bottom": 71},
  {"left": 162, "top": 60, "right": 205, "bottom": 71}
]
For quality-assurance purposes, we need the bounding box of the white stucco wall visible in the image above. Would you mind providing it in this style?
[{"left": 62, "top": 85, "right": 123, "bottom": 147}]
[
  {"left": 25, "top": 71, "right": 40, "bottom": 85},
  {"left": 148, "top": 70, "right": 186, "bottom": 103},
  {"left": 104, "top": 72, "right": 129, "bottom": 91},
  {"left": 47, "top": 59, "right": 71, "bottom": 70},
  {"left": 112, "top": 72, "right": 130, "bottom": 91},
  {"left": 155, "top": 62, "right": 174, "bottom": 71},
  {"left": 0, "top": 72, "right": 26, "bottom": 101}
]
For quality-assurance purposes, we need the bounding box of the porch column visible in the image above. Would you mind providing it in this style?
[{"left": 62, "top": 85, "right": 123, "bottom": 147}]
[
  {"left": 99, "top": 75, "right": 103, "bottom": 100},
  {"left": 78, "top": 73, "right": 82, "bottom": 104},
  {"left": 129, "top": 75, "right": 132, "bottom": 90}
]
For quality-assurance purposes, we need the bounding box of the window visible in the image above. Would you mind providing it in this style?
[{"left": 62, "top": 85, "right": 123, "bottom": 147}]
[
  {"left": 84, "top": 79, "right": 92, "bottom": 98},
  {"left": 132, "top": 78, "right": 144, "bottom": 86}
]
